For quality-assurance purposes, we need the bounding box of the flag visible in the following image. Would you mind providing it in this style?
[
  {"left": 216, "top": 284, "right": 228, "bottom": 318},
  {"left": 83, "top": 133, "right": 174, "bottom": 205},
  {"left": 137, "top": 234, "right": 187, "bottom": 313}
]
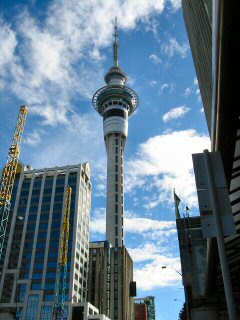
[{"left": 173, "top": 189, "right": 181, "bottom": 219}]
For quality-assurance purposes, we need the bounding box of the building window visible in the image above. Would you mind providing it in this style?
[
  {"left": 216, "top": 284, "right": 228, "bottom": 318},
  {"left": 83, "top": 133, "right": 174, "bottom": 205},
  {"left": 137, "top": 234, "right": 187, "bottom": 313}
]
[
  {"left": 15, "top": 284, "right": 27, "bottom": 302},
  {"left": 40, "top": 306, "right": 52, "bottom": 320},
  {"left": 25, "top": 295, "right": 39, "bottom": 320},
  {"left": 115, "top": 227, "right": 118, "bottom": 236},
  {"left": 115, "top": 216, "right": 118, "bottom": 224},
  {"left": 16, "top": 307, "right": 23, "bottom": 320},
  {"left": 115, "top": 174, "right": 118, "bottom": 182},
  {"left": 115, "top": 184, "right": 118, "bottom": 192},
  {"left": 115, "top": 205, "right": 118, "bottom": 213},
  {"left": 115, "top": 165, "right": 118, "bottom": 172},
  {"left": 115, "top": 194, "right": 118, "bottom": 202}
]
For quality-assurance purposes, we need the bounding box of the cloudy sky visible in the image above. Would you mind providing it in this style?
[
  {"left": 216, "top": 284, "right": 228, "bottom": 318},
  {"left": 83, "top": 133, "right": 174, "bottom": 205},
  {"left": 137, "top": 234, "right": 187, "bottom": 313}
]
[{"left": 0, "top": 0, "right": 210, "bottom": 318}]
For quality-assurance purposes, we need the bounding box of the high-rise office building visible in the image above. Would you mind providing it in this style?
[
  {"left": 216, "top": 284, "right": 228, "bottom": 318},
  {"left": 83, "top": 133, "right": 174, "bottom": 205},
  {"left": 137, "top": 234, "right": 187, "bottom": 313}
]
[
  {"left": 0, "top": 162, "right": 91, "bottom": 320},
  {"left": 181, "top": 1, "right": 240, "bottom": 318},
  {"left": 92, "top": 19, "right": 139, "bottom": 248},
  {"left": 88, "top": 241, "right": 135, "bottom": 320},
  {"left": 182, "top": 0, "right": 212, "bottom": 132},
  {"left": 87, "top": 241, "right": 111, "bottom": 317}
]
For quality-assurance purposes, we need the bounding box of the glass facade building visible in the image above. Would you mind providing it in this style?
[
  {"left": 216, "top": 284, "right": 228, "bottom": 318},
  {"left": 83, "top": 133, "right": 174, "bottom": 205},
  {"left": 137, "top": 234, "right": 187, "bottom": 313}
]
[{"left": 0, "top": 162, "right": 91, "bottom": 320}]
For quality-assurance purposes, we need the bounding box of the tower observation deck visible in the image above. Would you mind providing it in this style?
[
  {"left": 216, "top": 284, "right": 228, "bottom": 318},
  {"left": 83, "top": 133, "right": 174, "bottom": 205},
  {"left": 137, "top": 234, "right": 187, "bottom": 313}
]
[{"left": 92, "top": 19, "right": 139, "bottom": 248}]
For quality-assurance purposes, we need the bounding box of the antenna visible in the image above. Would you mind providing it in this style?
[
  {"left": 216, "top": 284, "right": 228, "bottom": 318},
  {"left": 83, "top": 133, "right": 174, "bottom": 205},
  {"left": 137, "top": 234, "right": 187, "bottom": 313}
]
[{"left": 114, "top": 17, "right": 119, "bottom": 66}]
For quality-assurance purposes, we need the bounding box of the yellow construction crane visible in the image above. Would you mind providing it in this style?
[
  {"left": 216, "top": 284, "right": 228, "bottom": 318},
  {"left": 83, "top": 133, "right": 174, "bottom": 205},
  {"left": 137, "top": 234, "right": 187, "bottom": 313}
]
[
  {"left": 0, "top": 105, "right": 28, "bottom": 259},
  {"left": 53, "top": 186, "right": 72, "bottom": 320}
]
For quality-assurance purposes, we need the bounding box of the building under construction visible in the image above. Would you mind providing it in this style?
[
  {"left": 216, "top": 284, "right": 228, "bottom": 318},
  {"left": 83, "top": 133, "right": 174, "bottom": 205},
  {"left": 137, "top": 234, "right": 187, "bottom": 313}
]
[{"left": 0, "top": 162, "right": 92, "bottom": 319}]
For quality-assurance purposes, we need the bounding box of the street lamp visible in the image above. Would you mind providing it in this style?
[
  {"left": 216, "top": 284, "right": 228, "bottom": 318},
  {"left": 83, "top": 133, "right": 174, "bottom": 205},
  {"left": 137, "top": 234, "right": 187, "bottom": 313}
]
[
  {"left": 174, "top": 298, "right": 184, "bottom": 302},
  {"left": 161, "top": 265, "right": 182, "bottom": 276},
  {"left": 162, "top": 266, "right": 189, "bottom": 320}
]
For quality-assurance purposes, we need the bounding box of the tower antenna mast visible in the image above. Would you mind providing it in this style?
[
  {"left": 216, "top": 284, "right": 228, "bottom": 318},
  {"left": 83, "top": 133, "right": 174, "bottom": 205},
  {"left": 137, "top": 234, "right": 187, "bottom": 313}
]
[{"left": 114, "top": 17, "right": 119, "bottom": 67}]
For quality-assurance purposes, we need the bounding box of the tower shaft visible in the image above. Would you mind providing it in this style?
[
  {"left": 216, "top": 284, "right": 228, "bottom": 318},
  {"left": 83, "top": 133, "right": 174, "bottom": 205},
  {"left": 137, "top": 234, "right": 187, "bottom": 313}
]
[{"left": 105, "top": 133, "right": 126, "bottom": 247}]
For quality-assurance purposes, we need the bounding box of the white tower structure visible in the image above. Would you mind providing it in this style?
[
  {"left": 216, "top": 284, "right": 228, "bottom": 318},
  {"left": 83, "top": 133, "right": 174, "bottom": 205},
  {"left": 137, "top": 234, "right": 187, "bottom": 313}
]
[{"left": 92, "top": 19, "right": 139, "bottom": 248}]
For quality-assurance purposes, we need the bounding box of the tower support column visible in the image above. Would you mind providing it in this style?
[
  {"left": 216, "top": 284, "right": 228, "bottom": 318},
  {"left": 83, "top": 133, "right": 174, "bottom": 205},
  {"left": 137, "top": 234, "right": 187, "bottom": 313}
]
[{"left": 106, "top": 133, "right": 125, "bottom": 247}]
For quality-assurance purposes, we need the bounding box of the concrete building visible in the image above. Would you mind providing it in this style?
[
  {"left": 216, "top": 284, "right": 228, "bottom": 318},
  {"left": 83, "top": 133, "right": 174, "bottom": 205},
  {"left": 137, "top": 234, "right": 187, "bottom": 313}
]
[
  {"left": 0, "top": 162, "right": 92, "bottom": 319},
  {"left": 175, "top": 216, "right": 213, "bottom": 318},
  {"left": 87, "top": 241, "right": 134, "bottom": 320},
  {"left": 87, "top": 241, "right": 111, "bottom": 317},
  {"left": 134, "top": 297, "right": 156, "bottom": 320},
  {"left": 71, "top": 302, "right": 99, "bottom": 319},
  {"left": 134, "top": 302, "right": 148, "bottom": 320},
  {"left": 92, "top": 19, "right": 139, "bottom": 248},
  {"left": 182, "top": 0, "right": 212, "bottom": 132},
  {"left": 179, "top": 0, "right": 240, "bottom": 318},
  {"left": 71, "top": 301, "right": 111, "bottom": 320}
]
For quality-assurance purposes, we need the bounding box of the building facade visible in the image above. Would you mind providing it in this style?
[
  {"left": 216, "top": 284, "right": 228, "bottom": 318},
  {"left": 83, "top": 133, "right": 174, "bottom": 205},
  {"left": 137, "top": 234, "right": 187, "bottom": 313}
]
[
  {"left": 88, "top": 241, "right": 134, "bottom": 320},
  {"left": 134, "top": 297, "right": 156, "bottom": 320},
  {"left": 182, "top": 0, "right": 212, "bottom": 132},
  {"left": 87, "top": 241, "right": 111, "bottom": 317},
  {"left": 181, "top": 0, "right": 240, "bottom": 318},
  {"left": 134, "top": 302, "right": 148, "bottom": 320},
  {"left": 0, "top": 162, "right": 91, "bottom": 320}
]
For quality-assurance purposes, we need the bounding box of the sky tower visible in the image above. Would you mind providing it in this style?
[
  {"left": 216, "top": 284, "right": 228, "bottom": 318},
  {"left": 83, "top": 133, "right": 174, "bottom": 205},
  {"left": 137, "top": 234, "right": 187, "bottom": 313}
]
[{"left": 92, "top": 19, "right": 139, "bottom": 248}]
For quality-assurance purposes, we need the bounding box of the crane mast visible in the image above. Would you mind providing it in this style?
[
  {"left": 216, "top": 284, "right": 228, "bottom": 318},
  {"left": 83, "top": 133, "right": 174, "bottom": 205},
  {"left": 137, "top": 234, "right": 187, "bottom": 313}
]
[
  {"left": 0, "top": 105, "right": 28, "bottom": 260},
  {"left": 53, "top": 186, "right": 72, "bottom": 320}
]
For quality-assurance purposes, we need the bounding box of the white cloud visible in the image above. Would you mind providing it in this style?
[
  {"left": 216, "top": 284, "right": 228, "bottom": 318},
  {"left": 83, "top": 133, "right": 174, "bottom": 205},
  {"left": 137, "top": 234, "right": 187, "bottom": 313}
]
[
  {"left": 90, "top": 207, "right": 106, "bottom": 235},
  {"left": 126, "top": 218, "right": 175, "bottom": 233},
  {"left": 149, "top": 80, "right": 158, "bottom": 87},
  {"left": 182, "top": 87, "right": 192, "bottom": 98},
  {"left": 149, "top": 80, "right": 157, "bottom": 87},
  {"left": 129, "top": 242, "right": 159, "bottom": 262},
  {"left": 134, "top": 251, "right": 181, "bottom": 290},
  {"left": 160, "top": 83, "right": 169, "bottom": 92},
  {"left": 125, "top": 129, "right": 210, "bottom": 208},
  {"left": 0, "top": 20, "right": 17, "bottom": 75},
  {"left": 90, "top": 208, "right": 176, "bottom": 235},
  {"left": 162, "top": 105, "right": 190, "bottom": 123},
  {"left": 159, "top": 82, "right": 175, "bottom": 95},
  {"left": 0, "top": 0, "right": 180, "bottom": 129},
  {"left": 194, "top": 77, "right": 198, "bottom": 86},
  {"left": 149, "top": 54, "right": 162, "bottom": 64},
  {"left": 24, "top": 129, "right": 43, "bottom": 146},
  {"left": 161, "top": 38, "right": 189, "bottom": 59}
]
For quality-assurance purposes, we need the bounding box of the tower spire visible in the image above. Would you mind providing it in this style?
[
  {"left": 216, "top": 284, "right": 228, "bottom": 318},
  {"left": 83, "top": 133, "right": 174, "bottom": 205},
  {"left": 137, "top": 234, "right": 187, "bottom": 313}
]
[{"left": 113, "top": 17, "right": 119, "bottom": 66}]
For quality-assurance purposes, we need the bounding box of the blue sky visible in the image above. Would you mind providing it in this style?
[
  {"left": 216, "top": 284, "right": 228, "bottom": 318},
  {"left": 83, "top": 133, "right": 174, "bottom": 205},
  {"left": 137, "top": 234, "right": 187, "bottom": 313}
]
[{"left": 0, "top": 1, "right": 210, "bottom": 319}]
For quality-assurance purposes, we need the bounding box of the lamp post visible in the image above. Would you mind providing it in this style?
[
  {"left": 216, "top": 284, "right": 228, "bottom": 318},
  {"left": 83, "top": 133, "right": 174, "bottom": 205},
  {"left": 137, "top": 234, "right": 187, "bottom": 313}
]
[
  {"left": 161, "top": 266, "right": 189, "bottom": 320},
  {"left": 161, "top": 265, "right": 182, "bottom": 276},
  {"left": 174, "top": 298, "right": 184, "bottom": 302}
]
